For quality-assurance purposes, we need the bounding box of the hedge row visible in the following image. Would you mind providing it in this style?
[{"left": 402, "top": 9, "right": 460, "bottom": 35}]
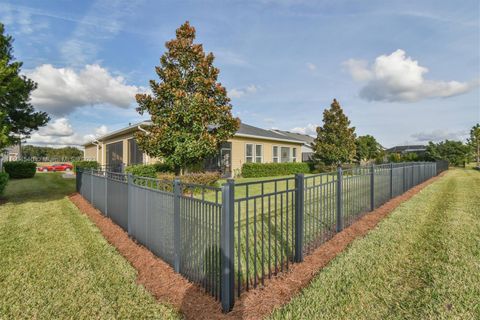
[
  {"left": 72, "top": 160, "right": 99, "bottom": 172},
  {"left": 4, "top": 161, "right": 36, "bottom": 179},
  {"left": 241, "top": 162, "right": 311, "bottom": 178},
  {"left": 125, "top": 163, "right": 174, "bottom": 178},
  {"left": 0, "top": 172, "right": 9, "bottom": 195}
]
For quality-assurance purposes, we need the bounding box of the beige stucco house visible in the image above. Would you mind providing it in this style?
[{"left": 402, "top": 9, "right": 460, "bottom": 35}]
[{"left": 83, "top": 121, "right": 303, "bottom": 177}]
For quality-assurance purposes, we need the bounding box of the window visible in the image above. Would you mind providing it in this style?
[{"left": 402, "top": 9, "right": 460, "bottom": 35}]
[
  {"left": 292, "top": 147, "right": 297, "bottom": 162},
  {"left": 272, "top": 146, "right": 279, "bottom": 163},
  {"left": 255, "top": 144, "right": 263, "bottom": 163},
  {"left": 281, "top": 147, "right": 290, "bottom": 163},
  {"left": 245, "top": 144, "right": 254, "bottom": 163},
  {"left": 128, "top": 138, "right": 144, "bottom": 165}
]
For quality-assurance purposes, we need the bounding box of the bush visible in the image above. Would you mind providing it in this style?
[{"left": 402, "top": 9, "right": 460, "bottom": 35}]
[
  {"left": 156, "top": 171, "right": 221, "bottom": 193},
  {"left": 241, "top": 162, "right": 311, "bottom": 178},
  {"left": 4, "top": 161, "right": 36, "bottom": 179},
  {"left": 72, "top": 160, "right": 99, "bottom": 172},
  {"left": 126, "top": 164, "right": 158, "bottom": 178},
  {"left": 0, "top": 172, "right": 9, "bottom": 195}
]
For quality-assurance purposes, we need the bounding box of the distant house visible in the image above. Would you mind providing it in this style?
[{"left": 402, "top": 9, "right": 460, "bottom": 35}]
[
  {"left": 2, "top": 144, "right": 21, "bottom": 161},
  {"left": 271, "top": 130, "right": 315, "bottom": 162},
  {"left": 83, "top": 121, "right": 303, "bottom": 177},
  {"left": 386, "top": 145, "right": 427, "bottom": 156}
]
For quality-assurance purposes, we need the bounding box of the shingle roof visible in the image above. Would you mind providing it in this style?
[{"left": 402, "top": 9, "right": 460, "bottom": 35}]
[
  {"left": 386, "top": 145, "right": 427, "bottom": 153},
  {"left": 271, "top": 129, "right": 315, "bottom": 145},
  {"left": 236, "top": 123, "right": 303, "bottom": 143}
]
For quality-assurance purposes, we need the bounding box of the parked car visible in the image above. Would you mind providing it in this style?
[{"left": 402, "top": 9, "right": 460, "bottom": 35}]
[{"left": 37, "top": 163, "right": 73, "bottom": 172}]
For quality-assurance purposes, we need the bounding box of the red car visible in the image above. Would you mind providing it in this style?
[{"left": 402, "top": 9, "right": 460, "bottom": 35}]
[{"left": 37, "top": 163, "right": 73, "bottom": 172}]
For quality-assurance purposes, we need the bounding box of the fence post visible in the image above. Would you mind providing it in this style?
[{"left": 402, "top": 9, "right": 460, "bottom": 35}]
[
  {"left": 411, "top": 163, "right": 414, "bottom": 186},
  {"left": 127, "top": 173, "right": 133, "bottom": 235},
  {"left": 370, "top": 164, "right": 375, "bottom": 211},
  {"left": 90, "top": 168, "right": 94, "bottom": 205},
  {"left": 105, "top": 171, "right": 108, "bottom": 217},
  {"left": 389, "top": 163, "right": 394, "bottom": 199},
  {"left": 173, "top": 179, "right": 181, "bottom": 273},
  {"left": 294, "top": 173, "right": 304, "bottom": 262},
  {"left": 403, "top": 163, "right": 407, "bottom": 192},
  {"left": 221, "top": 179, "right": 235, "bottom": 313},
  {"left": 336, "top": 167, "right": 343, "bottom": 232}
]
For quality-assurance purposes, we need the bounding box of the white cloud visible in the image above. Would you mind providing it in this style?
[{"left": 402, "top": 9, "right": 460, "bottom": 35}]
[
  {"left": 26, "top": 64, "right": 140, "bottom": 116},
  {"left": 344, "top": 49, "right": 478, "bottom": 102},
  {"left": 27, "top": 118, "right": 108, "bottom": 147},
  {"left": 228, "top": 85, "right": 258, "bottom": 98},
  {"left": 411, "top": 129, "right": 468, "bottom": 143},
  {"left": 306, "top": 62, "right": 317, "bottom": 71},
  {"left": 290, "top": 123, "right": 318, "bottom": 136}
]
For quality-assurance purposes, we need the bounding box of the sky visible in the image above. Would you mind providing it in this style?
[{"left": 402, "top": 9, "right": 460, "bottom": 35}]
[{"left": 1, "top": 0, "right": 479, "bottom": 148}]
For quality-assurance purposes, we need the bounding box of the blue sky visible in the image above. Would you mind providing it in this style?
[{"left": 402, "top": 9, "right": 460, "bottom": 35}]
[{"left": 1, "top": 0, "right": 479, "bottom": 147}]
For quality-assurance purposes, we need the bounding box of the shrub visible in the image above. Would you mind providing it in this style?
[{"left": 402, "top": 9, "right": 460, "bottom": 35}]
[
  {"left": 156, "top": 171, "right": 221, "bottom": 193},
  {"left": 241, "top": 162, "right": 311, "bottom": 178},
  {"left": 4, "top": 161, "right": 36, "bottom": 179},
  {"left": 72, "top": 160, "right": 99, "bottom": 172},
  {"left": 0, "top": 172, "right": 9, "bottom": 195},
  {"left": 126, "top": 164, "right": 158, "bottom": 178},
  {"left": 153, "top": 162, "right": 174, "bottom": 173}
]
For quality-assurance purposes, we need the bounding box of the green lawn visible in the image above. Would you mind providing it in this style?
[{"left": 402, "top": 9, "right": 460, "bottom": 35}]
[
  {"left": 269, "top": 168, "right": 480, "bottom": 319},
  {"left": 0, "top": 173, "right": 179, "bottom": 319}
]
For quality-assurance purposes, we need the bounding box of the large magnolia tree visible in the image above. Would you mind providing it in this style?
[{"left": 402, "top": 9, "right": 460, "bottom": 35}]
[
  {"left": 135, "top": 21, "right": 239, "bottom": 174},
  {"left": 0, "top": 23, "right": 49, "bottom": 149},
  {"left": 312, "top": 99, "right": 356, "bottom": 166},
  {"left": 468, "top": 123, "right": 480, "bottom": 166}
]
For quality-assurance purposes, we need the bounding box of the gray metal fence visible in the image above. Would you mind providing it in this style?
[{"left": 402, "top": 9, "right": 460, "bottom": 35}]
[{"left": 76, "top": 161, "right": 440, "bottom": 313}]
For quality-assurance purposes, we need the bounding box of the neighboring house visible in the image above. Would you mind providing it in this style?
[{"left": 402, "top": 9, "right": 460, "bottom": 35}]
[
  {"left": 271, "top": 129, "right": 315, "bottom": 162},
  {"left": 2, "top": 144, "right": 21, "bottom": 161},
  {"left": 83, "top": 121, "right": 303, "bottom": 177},
  {"left": 386, "top": 145, "right": 427, "bottom": 156}
]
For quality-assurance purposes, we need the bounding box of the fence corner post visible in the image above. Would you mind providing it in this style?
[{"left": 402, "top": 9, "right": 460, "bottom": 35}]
[
  {"left": 173, "top": 178, "right": 181, "bottom": 273},
  {"left": 294, "top": 173, "right": 304, "bottom": 263},
  {"left": 370, "top": 164, "right": 375, "bottom": 211},
  {"left": 127, "top": 173, "right": 133, "bottom": 235},
  {"left": 104, "top": 170, "right": 108, "bottom": 217},
  {"left": 221, "top": 179, "right": 235, "bottom": 313},
  {"left": 336, "top": 166, "right": 343, "bottom": 232},
  {"left": 389, "top": 163, "right": 394, "bottom": 199}
]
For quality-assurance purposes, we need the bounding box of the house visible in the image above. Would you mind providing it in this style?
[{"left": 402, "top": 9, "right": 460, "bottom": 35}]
[
  {"left": 271, "top": 129, "right": 315, "bottom": 162},
  {"left": 83, "top": 121, "right": 304, "bottom": 177},
  {"left": 2, "top": 144, "right": 21, "bottom": 161},
  {"left": 386, "top": 145, "right": 427, "bottom": 156}
]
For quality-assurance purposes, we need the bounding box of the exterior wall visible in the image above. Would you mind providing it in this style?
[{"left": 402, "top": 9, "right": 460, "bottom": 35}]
[
  {"left": 84, "top": 145, "right": 98, "bottom": 161},
  {"left": 228, "top": 136, "right": 303, "bottom": 175}
]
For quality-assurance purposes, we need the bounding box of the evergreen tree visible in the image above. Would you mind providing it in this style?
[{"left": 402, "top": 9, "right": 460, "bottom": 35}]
[
  {"left": 135, "top": 21, "right": 239, "bottom": 173},
  {"left": 0, "top": 23, "right": 49, "bottom": 149},
  {"left": 355, "top": 134, "right": 382, "bottom": 163},
  {"left": 312, "top": 99, "right": 356, "bottom": 166},
  {"left": 468, "top": 123, "right": 480, "bottom": 166}
]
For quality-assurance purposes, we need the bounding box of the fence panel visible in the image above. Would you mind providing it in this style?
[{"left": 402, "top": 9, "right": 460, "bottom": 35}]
[
  {"left": 81, "top": 170, "right": 92, "bottom": 202},
  {"left": 92, "top": 172, "right": 106, "bottom": 214},
  {"left": 234, "top": 177, "right": 297, "bottom": 297},
  {"left": 392, "top": 164, "right": 405, "bottom": 197},
  {"left": 374, "top": 164, "right": 391, "bottom": 208},
  {"left": 342, "top": 167, "right": 371, "bottom": 228},
  {"left": 179, "top": 188, "right": 222, "bottom": 299},
  {"left": 303, "top": 173, "right": 338, "bottom": 253},
  {"left": 106, "top": 173, "right": 128, "bottom": 231}
]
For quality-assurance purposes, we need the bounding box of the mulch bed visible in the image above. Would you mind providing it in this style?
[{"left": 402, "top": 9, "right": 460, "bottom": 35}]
[{"left": 69, "top": 173, "right": 442, "bottom": 320}]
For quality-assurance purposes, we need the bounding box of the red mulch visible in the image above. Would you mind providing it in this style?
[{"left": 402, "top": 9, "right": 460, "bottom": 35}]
[{"left": 69, "top": 173, "right": 442, "bottom": 319}]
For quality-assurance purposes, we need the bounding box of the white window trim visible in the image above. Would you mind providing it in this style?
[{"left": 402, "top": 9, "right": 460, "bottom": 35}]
[
  {"left": 255, "top": 144, "right": 263, "bottom": 163},
  {"left": 245, "top": 143, "right": 254, "bottom": 163},
  {"left": 280, "top": 146, "right": 291, "bottom": 163},
  {"left": 272, "top": 145, "right": 279, "bottom": 163},
  {"left": 292, "top": 147, "right": 297, "bottom": 163}
]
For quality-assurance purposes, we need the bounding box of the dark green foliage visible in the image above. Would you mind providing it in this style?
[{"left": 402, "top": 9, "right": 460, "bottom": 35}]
[
  {"left": 242, "top": 162, "right": 311, "bottom": 178},
  {"left": 4, "top": 161, "right": 36, "bottom": 179},
  {"left": 0, "top": 24, "right": 49, "bottom": 149},
  {"left": 355, "top": 135, "right": 382, "bottom": 162},
  {"left": 425, "top": 140, "right": 471, "bottom": 166},
  {"left": 135, "top": 22, "right": 240, "bottom": 173},
  {"left": 22, "top": 145, "right": 83, "bottom": 160},
  {"left": 156, "top": 171, "right": 221, "bottom": 192},
  {"left": 125, "top": 164, "right": 158, "bottom": 178},
  {"left": 72, "top": 160, "right": 99, "bottom": 172},
  {"left": 468, "top": 123, "right": 480, "bottom": 166},
  {"left": 0, "top": 172, "right": 8, "bottom": 195},
  {"left": 312, "top": 99, "right": 356, "bottom": 166}
]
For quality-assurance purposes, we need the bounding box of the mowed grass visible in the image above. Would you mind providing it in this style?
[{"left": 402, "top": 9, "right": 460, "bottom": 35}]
[
  {"left": 269, "top": 168, "right": 480, "bottom": 319},
  {"left": 0, "top": 173, "right": 180, "bottom": 319}
]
